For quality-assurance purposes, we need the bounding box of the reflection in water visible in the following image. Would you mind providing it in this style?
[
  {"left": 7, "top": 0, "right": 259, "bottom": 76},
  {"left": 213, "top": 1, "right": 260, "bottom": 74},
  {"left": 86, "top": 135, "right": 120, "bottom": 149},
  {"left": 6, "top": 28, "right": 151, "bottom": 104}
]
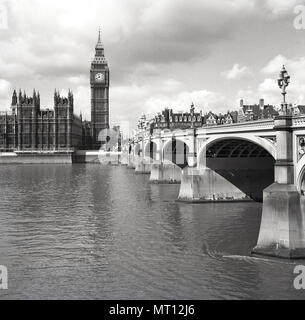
[{"left": 0, "top": 165, "right": 304, "bottom": 299}]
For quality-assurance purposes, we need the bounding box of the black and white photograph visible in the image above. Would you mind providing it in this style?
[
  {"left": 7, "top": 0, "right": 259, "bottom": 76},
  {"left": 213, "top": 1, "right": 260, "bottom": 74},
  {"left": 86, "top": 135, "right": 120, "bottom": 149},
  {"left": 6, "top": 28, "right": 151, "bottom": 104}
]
[{"left": 0, "top": 0, "right": 305, "bottom": 305}]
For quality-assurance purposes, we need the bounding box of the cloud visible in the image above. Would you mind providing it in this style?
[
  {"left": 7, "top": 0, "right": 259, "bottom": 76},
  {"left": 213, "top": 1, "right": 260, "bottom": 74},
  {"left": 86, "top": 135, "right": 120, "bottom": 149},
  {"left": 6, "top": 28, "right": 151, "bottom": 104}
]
[
  {"left": 222, "top": 64, "right": 251, "bottom": 80},
  {"left": 0, "top": 0, "right": 305, "bottom": 127},
  {"left": 261, "top": 55, "right": 287, "bottom": 74},
  {"left": 109, "top": 80, "right": 228, "bottom": 127},
  {"left": 0, "top": 79, "right": 10, "bottom": 95},
  {"left": 0, "top": 79, "right": 11, "bottom": 110},
  {"left": 259, "top": 55, "right": 305, "bottom": 105},
  {"left": 236, "top": 89, "right": 256, "bottom": 104},
  {"left": 263, "top": 0, "right": 301, "bottom": 17}
]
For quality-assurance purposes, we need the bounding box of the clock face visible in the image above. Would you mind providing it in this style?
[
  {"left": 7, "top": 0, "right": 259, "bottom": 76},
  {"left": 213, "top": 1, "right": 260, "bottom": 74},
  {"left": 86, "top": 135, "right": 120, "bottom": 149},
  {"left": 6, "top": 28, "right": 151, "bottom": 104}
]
[{"left": 95, "top": 73, "right": 105, "bottom": 82}]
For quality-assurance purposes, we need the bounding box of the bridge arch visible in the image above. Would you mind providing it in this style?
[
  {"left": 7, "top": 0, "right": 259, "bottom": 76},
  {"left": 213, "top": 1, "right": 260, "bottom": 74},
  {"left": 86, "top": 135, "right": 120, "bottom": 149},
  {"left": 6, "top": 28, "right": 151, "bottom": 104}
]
[
  {"left": 296, "top": 156, "right": 305, "bottom": 193},
  {"left": 198, "top": 135, "right": 276, "bottom": 166},
  {"left": 134, "top": 143, "right": 141, "bottom": 156},
  {"left": 162, "top": 138, "right": 189, "bottom": 169},
  {"left": 144, "top": 141, "right": 157, "bottom": 160},
  {"left": 197, "top": 136, "right": 275, "bottom": 202}
]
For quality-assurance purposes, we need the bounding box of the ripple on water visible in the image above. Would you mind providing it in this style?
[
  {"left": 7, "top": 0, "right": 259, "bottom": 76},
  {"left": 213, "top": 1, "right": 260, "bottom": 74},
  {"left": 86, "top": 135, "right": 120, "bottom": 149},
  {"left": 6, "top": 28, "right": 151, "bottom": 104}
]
[{"left": 0, "top": 165, "right": 304, "bottom": 299}]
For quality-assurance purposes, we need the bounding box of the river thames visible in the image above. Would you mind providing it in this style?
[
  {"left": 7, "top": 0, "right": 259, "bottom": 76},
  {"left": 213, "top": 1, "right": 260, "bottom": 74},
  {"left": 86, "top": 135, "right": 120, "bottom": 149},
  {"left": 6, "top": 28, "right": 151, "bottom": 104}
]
[{"left": 0, "top": 164, "right": 304, "bottom": 300}]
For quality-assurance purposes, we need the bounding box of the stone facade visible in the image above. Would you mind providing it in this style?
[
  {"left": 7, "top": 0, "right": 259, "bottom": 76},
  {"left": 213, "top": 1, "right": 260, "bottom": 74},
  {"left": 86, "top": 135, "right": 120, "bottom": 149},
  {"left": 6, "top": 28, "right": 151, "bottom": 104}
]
[
  {"left": 0, "top": 89, "right": 87, "bottom": 152},
  {"left": 151, "top": 105, "right": 239, "bottom": 131},
  {"left": 152, "top": 104, "right": 205, "bottom": 130},
  {"left": 90, "top": 30, "right": 110, "bottom": 149},
  {"left": 0, "top": 31, "right": 112, "bottom": 153},
  {"left": 239, "top": 99, "right": 279, "bottom": 122}
]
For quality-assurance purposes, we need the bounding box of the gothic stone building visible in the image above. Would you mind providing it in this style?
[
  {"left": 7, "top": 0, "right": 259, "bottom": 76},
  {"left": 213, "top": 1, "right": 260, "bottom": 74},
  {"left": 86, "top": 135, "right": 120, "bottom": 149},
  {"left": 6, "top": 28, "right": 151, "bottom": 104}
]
[
  {"left": 0, "top": 89, "right": 87, "bottom": 152},
  {"left": 90, "top": 30, "right": 110, "bottom": 149},
  {"left": 0, "top": 31, "right": 111, "bottom": 152}
]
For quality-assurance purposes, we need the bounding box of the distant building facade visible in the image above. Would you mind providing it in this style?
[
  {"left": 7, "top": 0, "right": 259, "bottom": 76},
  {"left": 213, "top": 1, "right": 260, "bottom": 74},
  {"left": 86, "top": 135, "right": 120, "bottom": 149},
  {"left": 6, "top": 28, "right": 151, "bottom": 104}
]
[
  {"left": 292, "top": 105, "right": 305, "bottom": 116},
  {"left": 238, "top": 99, "right": 279, "bottom": 122},
  {"left": 147, "top": 98, "right": 278, "bottom": 134},
  {"left": 151, "top": 105, "right": 239, "bottom": 131},
  {"left": 152, "top": 104, "right": 205, "bottom": 130}
]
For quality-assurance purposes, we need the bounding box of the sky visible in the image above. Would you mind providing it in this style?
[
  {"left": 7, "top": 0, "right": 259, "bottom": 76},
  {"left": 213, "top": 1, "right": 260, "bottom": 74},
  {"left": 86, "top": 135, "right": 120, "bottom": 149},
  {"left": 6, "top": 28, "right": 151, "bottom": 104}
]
[{"left": 1, "top": 0, "right": 305, "bottom": 130}]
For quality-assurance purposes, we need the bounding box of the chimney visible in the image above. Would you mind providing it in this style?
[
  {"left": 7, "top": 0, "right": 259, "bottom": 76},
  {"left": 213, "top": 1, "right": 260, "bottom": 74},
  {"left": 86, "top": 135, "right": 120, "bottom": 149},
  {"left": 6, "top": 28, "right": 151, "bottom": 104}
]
[
  {"left": 240, "top": 99, "right": 244, "bottom": 108},
  {"left": 259, "top": 98, "right": 264, "bottom": 109}
]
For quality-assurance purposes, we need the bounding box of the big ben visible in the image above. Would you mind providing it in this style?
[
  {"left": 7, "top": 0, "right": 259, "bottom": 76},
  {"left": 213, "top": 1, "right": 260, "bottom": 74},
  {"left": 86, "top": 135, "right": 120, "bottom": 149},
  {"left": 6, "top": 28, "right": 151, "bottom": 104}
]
[{"left": 90, "top": 30, "right": 110, "bottom": 149}]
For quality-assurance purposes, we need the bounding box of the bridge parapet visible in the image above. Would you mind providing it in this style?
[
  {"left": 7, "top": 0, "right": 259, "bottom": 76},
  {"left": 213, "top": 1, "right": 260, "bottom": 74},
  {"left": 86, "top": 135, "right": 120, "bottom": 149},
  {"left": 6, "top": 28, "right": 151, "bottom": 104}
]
[
  {"left": 293, "top": 115, "right": 305, "bottom": 128},
  {"left": 197, "top": 119, "right": 275, "bottom": 135}
]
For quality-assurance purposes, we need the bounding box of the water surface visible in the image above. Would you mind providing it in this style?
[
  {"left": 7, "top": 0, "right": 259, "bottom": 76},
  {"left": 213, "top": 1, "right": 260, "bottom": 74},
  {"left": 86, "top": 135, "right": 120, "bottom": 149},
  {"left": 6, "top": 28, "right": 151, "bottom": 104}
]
[{"left": 0, "top": 164, "right": 304, "bottom": 299}]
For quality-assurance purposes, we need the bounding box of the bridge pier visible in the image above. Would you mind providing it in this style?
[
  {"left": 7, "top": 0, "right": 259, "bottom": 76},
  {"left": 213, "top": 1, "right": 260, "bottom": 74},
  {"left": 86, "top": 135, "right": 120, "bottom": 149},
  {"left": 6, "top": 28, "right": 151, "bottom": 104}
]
[
  {"left": 134, "top": 135, "right": 151, "bottom": 174},
  {"left": 253, "top": 115, "right": 305, "bottom": 259},
  {"left": 178, "top": 167, "right": 250, "bottom": 202},
  {"left": 150, "top": 162, "right": 182, "bottom": 184},
  {"left": 135, "top": 159, "right": 151, "bottom": 174}
]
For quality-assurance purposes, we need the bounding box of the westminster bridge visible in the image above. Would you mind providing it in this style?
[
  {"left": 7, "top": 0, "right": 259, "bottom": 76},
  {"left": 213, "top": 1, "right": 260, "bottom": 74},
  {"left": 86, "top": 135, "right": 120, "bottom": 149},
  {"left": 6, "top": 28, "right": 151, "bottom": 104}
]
[
  {"left": 118, "top": 114, "right": 305, "bottom": 260},
  {"left": 117, "top": 66, "right": 305, "bottom": 260},
  {"left": 116, "top": 111, "right": 305, "bottom": 258}
]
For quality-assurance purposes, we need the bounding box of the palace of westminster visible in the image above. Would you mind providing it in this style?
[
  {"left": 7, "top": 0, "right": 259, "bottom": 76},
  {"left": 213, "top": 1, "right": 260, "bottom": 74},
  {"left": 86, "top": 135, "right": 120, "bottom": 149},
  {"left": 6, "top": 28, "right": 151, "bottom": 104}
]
[{"left": 0, "top": 31, "right": 111, "bottom": 152}]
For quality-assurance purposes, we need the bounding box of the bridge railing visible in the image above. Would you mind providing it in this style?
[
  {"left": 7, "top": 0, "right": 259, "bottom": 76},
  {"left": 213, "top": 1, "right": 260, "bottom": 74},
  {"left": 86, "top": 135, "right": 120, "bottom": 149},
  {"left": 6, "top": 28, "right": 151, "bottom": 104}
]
[
  {"left": 293, "top": 115, "right": 305, "bottom": 127},
  {"left": 198, "top": 118, "right": 275, "bottom": 134}
]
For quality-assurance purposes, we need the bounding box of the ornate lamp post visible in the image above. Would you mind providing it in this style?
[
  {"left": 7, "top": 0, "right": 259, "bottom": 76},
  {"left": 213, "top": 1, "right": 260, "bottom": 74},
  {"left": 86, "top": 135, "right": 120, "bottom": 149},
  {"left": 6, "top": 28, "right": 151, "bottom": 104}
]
[
  {"left": 252, "top": 65, "right": 305, "bottom": 259},
  {"left": 278, "top": 65, "right": 291, "bottom": 115}
]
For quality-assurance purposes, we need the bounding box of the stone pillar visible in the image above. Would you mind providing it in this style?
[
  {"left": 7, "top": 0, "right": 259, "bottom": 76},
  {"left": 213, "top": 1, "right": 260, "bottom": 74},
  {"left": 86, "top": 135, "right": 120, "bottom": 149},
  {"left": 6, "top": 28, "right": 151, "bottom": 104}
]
[
  {"left": 252, "top": 115, "right": 305, "bottom": 258},
  {"left": 187, "top": 128, "right": 197, "bottom": 168},
  {"left": 154, "top": 131, "right": 162, "bottom": 163},
  {"left": 149, "top": 161, "right": 182, "bottom": 184},
  {"left": 178, "top": 128, "right": 200, "bottom": 200}
]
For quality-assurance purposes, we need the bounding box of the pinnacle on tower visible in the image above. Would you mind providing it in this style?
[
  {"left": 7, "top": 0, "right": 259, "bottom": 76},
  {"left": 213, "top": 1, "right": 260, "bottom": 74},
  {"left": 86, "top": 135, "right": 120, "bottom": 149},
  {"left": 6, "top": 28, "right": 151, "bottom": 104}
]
[
  {"left": 11, "top": 89, "right": 17, "bottom": 105},
  {"left": 96, "top": 28, "right": 104, "bottom": 50}
]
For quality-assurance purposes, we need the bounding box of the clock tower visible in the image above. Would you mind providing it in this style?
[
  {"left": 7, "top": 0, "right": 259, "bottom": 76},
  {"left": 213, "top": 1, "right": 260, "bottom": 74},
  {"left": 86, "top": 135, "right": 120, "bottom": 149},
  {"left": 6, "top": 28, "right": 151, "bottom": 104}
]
[{"left": 90, "top": 29, "right": 110, "bottom": 149}]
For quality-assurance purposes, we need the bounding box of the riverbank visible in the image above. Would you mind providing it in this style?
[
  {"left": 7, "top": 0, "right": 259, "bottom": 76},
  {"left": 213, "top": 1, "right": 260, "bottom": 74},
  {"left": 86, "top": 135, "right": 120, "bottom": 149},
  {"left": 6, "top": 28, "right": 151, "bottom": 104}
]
[{"left": 0, "top": 150, "right": 122, "bottom": 164}]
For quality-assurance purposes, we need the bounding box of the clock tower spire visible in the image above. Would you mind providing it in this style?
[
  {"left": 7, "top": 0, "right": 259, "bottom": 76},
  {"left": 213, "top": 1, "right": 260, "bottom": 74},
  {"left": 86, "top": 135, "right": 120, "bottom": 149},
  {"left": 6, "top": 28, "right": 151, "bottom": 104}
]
[{"left": 90, "top": 29, "right": 110, "bottom": 149}]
